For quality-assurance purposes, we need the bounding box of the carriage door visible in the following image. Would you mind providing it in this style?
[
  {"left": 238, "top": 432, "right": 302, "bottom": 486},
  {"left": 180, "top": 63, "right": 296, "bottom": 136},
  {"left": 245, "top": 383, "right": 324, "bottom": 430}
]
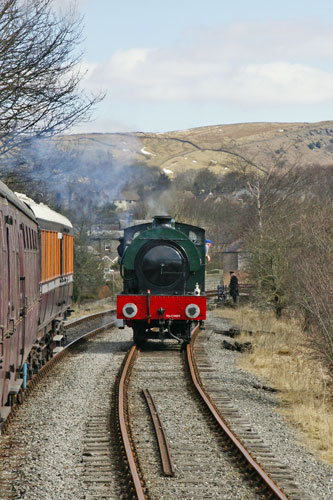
[
  {"left": 0, "top": 212, "right": 3, "bottom": 399},
  {"left": 6, "top": 222, "right": 12, "bottom": 330},
  {"left": 19, "top": 226, "right": 26, "bottom": 366},
  {"left": 4, "top": 217, "right": 15, "bottom": 382}
]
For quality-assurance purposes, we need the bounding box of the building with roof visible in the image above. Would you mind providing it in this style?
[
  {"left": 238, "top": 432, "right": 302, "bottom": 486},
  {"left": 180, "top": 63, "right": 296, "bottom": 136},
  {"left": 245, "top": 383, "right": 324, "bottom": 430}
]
[
  {"left": 113, "top": 191, "right": 140, "bottom": 212},
  {"left": 221, "top": 239, "right": 250, "bottom": 285}
]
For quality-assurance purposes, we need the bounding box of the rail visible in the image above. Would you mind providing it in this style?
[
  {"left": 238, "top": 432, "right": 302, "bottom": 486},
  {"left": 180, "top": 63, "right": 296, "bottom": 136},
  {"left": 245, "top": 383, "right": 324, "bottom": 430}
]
[
  {"left": 117, "top": 346, "right": 146, "bottom": 499},
  {"left": 143, "top": 388, "right": 175, "bottom": 477},
  {"left": 187, "top": 328, "right": 289, "bottom": 500},
  {"left": 1, "top": 309, "right": 116, "bottom": 433}
]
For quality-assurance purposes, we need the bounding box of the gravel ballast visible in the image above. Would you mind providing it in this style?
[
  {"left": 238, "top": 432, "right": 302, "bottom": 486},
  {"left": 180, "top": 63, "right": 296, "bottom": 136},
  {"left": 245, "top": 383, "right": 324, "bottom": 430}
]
[
  {"left": 1, "top": 313, "right": 332, "bottom": 499},
  {"left": 129, "top": 345, "right": 260, "bottom": 500},
  {"left": 205, "top": 313, "right": 333, "bottom": 500},
  {"left": 1, "top": 327, "right": 132, "bottom": 500}
]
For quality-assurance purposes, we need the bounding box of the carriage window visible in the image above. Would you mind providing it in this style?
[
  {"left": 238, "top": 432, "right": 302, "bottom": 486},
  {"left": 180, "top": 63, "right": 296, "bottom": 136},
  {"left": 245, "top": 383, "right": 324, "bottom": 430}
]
[
  {"left": 22, "top": 224, "right": 26, "bottom": 249},
  {"left": 25, "top": 227, "right": 29, "bottom": 249},
  {"left": 32, "top": 230, "right": 36, "bottom": 250},
  {"left": 6, "top": 226, "right": 11, "bottom": 303}
]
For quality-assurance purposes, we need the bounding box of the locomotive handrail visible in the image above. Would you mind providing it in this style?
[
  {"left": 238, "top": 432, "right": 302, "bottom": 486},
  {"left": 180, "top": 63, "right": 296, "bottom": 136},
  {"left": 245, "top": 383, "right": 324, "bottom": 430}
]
[
  {"left": 120, "top": 257, "right": 124, "bottom": 278},
  {"left": 138, "top": 236, "right": 188, "bottom": 240},
  {"left": 119, "top": 254, "right": 133, "bottom": 282}
]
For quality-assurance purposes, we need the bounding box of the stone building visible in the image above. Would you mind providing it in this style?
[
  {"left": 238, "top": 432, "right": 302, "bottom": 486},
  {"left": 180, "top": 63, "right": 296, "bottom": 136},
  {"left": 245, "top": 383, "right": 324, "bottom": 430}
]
[
  {"left": 113, "top": 191, "right": 140, "bottom": 212},
  {"left": 221, "top": 239, "right": 250, "bottom": 286}
]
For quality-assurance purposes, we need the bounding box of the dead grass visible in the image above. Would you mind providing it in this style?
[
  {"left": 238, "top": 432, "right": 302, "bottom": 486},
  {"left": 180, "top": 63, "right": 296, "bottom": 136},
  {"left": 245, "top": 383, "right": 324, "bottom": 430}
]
[{"left": 214, "top": 305, "right": 333, "bottom": 464}]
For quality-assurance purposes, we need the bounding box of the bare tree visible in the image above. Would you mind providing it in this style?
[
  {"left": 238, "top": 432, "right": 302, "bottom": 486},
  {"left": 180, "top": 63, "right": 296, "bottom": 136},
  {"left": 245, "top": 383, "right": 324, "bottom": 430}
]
[
  {"left": 245, "top": 165, "right": 333, "bottom": 321},
  {"left": 244, "top": 167, "right": 309, "bottom": 315},
  {"left": 0, "top": 0, "right": 103, "bottom": 155},
  {"left": 245, "top": 166, "right": 306, "bottom": 237},
  {"left": 293, "top": 204, "right": 333, "bottom": 373},
  {"left": 246, "top": 207, "right": 301, "bottom": 316}
]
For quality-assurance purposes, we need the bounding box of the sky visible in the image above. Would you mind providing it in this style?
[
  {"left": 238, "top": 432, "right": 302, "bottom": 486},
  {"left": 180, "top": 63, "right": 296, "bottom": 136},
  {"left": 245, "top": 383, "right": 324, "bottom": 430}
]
[{"left": 57, "top": 0, "right": 333, "bottom": 134}]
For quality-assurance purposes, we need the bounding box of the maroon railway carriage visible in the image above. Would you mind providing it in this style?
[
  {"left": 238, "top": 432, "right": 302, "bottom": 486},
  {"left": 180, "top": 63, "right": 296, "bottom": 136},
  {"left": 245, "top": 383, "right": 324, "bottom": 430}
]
[
  {"left": 0, "top": 182, "right": 39, "bottom": 417},
  {"left": 0, "top": 184, "right": 74, "bottom": 424},
  {"left": 17, "top": 194, "right": 74, "bottom": 348}
]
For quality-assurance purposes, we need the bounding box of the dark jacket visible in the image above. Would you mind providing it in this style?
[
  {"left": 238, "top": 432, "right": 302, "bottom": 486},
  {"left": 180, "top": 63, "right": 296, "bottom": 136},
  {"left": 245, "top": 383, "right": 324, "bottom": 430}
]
[{"left": 229, "top": 275, "right": 239, "bottom": 295}]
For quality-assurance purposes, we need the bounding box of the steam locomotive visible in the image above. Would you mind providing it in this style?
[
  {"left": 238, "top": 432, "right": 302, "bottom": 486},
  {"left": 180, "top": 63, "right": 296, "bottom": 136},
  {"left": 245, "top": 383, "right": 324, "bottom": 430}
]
[
  {"left": 117, "top": 215, "right": 206, "bottom": 344},
  {"left": 0, "top": 180, "right": 73, "bottom": 425}
]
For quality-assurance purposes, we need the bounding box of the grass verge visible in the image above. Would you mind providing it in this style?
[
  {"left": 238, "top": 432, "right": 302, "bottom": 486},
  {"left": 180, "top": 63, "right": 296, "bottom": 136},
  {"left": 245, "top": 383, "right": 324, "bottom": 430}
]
[{"left": 214, "top": 305, "right": 333, "bottom": 464}]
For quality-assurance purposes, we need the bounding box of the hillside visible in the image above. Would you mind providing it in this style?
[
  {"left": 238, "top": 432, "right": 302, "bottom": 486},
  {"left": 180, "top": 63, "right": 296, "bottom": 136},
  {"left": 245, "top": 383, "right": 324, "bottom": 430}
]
[{"left": 59, "top": 121, "right": 333, "bottom": 178}]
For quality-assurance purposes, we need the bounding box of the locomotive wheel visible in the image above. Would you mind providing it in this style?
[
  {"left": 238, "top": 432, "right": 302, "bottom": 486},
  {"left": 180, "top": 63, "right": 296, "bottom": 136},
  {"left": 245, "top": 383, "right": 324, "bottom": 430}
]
[{"left": 133, "top": 324, "right": 146, "bottom": 346}]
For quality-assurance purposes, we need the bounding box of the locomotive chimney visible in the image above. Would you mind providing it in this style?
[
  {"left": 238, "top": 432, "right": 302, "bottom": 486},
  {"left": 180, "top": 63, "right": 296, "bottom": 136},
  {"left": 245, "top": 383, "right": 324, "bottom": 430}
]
[{"left": 153, "top": 215, "right": 173, "bottom": 227}]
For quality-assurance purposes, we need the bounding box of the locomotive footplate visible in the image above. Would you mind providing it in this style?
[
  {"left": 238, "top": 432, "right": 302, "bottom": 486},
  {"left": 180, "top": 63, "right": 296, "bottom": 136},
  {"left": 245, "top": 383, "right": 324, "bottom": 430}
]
[
  {"left": 117, "top": 294, "right": 206, "bottom": 322},
  {"left": 117, "top": 294, "right": 206, "bottom": 344}
]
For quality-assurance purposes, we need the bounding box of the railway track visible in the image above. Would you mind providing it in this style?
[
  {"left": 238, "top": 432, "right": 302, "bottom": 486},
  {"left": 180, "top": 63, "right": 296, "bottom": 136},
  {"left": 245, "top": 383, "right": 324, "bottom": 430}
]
[
  {"left": 64, "top": 307, "right": 117, "bottom": 344},
  {"left": 0, "top": 308, "right": 117, "bottom": 436},
  {"left": 0, "top": 300, "right": 316, "bottom": 499},
  {"left": 188, "top": 328, "right": 311, "bottom": 500},
  {"left": 0, "top": 308, "right": 122, "bottom": 499},
  {"left": 115, "top": 325, "right": 310, "bottom": 500}
]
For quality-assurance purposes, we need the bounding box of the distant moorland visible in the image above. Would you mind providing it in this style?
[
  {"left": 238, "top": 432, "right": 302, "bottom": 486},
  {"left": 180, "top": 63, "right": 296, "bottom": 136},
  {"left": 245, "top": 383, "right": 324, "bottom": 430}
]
[{"left": 60, "top": 120, "right": 333, "bottom": 178}]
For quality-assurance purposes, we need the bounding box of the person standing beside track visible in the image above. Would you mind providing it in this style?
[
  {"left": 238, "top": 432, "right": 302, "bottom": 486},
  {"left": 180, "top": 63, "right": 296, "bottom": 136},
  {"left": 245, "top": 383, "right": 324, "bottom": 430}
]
[{"left": 229, "top": 271, "right": 239, "bottom": 304}]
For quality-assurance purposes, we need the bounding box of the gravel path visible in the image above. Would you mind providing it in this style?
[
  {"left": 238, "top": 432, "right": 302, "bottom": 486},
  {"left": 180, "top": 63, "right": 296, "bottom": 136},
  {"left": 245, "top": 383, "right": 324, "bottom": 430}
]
[
  {"left": 205, "top": 313, "right": 333, "bottom": 500},
  {"left": 1, "top": 327, "right": 131, "bottom": 500}
]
